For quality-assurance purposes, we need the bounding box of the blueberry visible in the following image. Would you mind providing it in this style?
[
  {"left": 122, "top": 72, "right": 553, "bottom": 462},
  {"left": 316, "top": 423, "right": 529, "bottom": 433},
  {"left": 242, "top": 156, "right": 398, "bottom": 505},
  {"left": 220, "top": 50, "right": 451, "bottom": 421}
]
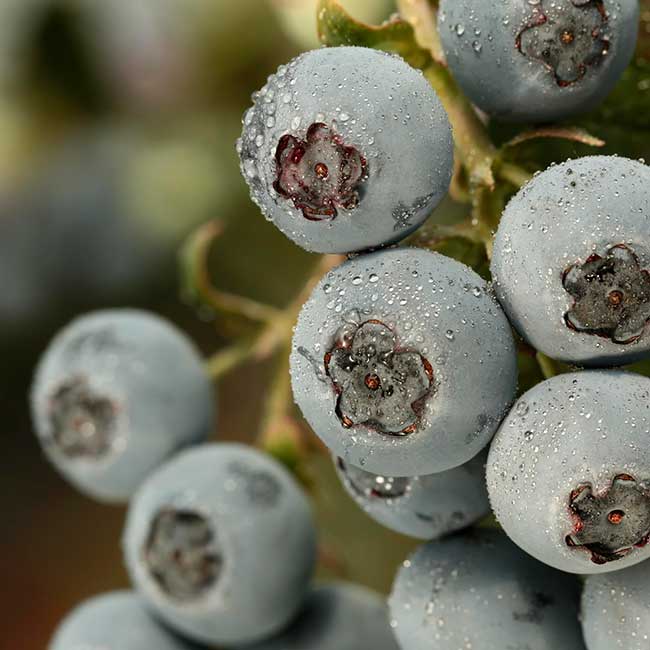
[
  {"left": 582, "top": 559, "right": 650, "bottom": 650},
  {"left": 438, "top": 0, "right": 639, "bottom": 123},
  {"left": 241, "top": 582, "right": 399, "bottom": 650},
  {"left": 492, "top": 156, "right": 650, "bottom": 367},
  {"left": 49, "top": 591, "right": 198, "bottom": 650},
  {"left": 237, "top": 46, "right": 453, "bottom": 254},
  {"left": 335, "top": 450, "right": 490, "bottom": 539},
  {"left": 389, "top": 529, "right": 586, "bottom": 650},
  {"left": 290, "top": 247, "right": 518, "bottom": 477},
  {"left": 31, "top": 309, "right": 215, "bottom": 503},
  {"left": 122, "top": 443, "right": 317, "bottom": 646},
  {"left": 487, "top": 370, "right": 650, "bottom": 574}
]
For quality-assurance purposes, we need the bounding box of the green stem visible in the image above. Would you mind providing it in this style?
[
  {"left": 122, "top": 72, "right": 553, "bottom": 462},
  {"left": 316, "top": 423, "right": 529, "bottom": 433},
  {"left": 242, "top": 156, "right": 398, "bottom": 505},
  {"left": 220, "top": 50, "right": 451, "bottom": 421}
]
[
  {"left": 496, "top": 161, "right": 534, "bottom": 189},
  {"left": 536, "top": 352, "right": 560, "bottom": 379}
]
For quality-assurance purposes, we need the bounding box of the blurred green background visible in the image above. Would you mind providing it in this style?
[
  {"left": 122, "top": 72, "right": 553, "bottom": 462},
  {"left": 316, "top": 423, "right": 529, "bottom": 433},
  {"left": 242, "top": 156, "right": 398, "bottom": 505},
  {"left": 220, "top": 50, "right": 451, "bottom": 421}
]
[
  {"left": 4, "top": 1, "right": 650, "bottom": 647},
  {"left": 0, "top": 2, "right": 423, "bottom": 648}
]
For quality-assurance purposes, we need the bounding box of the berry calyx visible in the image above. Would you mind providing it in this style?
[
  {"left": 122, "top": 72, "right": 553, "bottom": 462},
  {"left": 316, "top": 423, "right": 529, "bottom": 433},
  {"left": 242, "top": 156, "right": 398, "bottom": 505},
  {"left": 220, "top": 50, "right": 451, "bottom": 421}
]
[
  {"left": 324, "top": 320, "right": 434, "bottom": 435},
  {"left": 562, "top": 244, "right": 650, "bottom": 344},
  {"left": 517, "top": 0, "right": 610, "bottom": 87},
  {"left": 145, "top": 508, "right": 223, "bottom": 601},
  {"left": 273, "top": 123, "right": 367, "bottom": 221},
  {"left": 566, "top": 474, "right": 650, "bottom": 565},
  {"left": 48, "top": 377, "right": 117, "bottom": 459}
]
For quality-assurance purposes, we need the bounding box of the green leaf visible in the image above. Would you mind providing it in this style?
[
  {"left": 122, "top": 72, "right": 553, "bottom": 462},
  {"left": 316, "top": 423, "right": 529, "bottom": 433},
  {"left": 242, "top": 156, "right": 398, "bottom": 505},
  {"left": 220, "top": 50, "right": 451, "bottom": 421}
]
[{"left": 317, "top": 0, "right": 431, "bottom": 68}]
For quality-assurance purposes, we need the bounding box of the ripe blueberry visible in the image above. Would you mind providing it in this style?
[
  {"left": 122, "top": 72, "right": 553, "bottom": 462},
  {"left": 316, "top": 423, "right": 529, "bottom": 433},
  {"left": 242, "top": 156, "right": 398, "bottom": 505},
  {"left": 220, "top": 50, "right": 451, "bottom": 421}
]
[
  {"left": 582, "top": 559, "right": 650, "bottom": 650},
  {"left": 49, "top": 591, "right": 199, "bottom": 650},
  {"left": 237, "top": 46, "right": 454, "bottom": 254},
  {"left": 241, "top": 583, "right": 399, "bottom": 650},
  {"left": 122, "top": 443, "right": 317, "bottom": 646},
  {"left": 487, "top": 370, "right": 650, "bottom": 574},
  {"left": 335, "top": 450, "right": 490, "bottom": 540},
  {"left": 438, "top": 0, "right": 639, "bottom": 123},
  {"left": 31, "top": 309, "right": 215, "bottom": 503},
  {"left": 389, "top": 530, "right": 586, "bottom": 650},
  {"left": 290, "top": 247, "right": 518, "bottom": 477},
  {"left": 492, "top": 156, "right": 650, "bottom": 367}
]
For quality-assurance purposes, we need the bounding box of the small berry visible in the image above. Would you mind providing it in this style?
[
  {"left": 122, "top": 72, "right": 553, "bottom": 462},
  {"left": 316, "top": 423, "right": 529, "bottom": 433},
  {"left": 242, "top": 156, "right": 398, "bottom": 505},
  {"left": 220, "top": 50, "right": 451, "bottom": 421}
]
[
  {"left": 582, "top": 559, "right": 650, "bottom": 650},
  {"left": 492, "top": 156, "right": 650, "bottom": 367},
  {"left": 438, "top": 0, "right": 639, "bottom": 122},
  {"left": 31, "top": 309, "right": 215, "bottom": 502},
  {"left": 122, "top": 443, "right": 317, "bottom": 646},
  {"left": 290, "top": 248, "right": 518, "bottom": 477},
  {"left": 49, "top": 591, "right": 199, "bottom": 650},
  {"left": 335, "top": 450, "right": 490, "bottom": 540},
  {"left": 487, "top": 370, "right": 650, "bottom": 574},
  {"left": 241, "top": 583, "right": 400, "bottom": 650},
  {"left": 238, "top": 46, "right": 453, "bottom": 254},
  {"left": 389, "top": 530, "right": 586, "bottom": 650}
]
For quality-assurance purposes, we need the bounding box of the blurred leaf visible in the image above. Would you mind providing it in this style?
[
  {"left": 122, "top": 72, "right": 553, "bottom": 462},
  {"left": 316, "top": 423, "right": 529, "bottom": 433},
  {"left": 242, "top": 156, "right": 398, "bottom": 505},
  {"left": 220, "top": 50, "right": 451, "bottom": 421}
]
[
  {"left": 503, "top": 127, "right": 605, "bottom": 150},
  {"left": 317, "top": 0, "right": 431, "bottom": 68},
  {"left": 396, "top": 0, "right": 445, "bottom": 64}
]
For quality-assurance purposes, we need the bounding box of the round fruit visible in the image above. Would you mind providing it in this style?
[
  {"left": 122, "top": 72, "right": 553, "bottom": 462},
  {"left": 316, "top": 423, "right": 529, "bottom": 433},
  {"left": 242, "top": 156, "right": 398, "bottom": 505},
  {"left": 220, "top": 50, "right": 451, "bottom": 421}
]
[
  {"left": 49, "top": 591, "right": 199, "bottom": 650},
  {"left": 122, "top": 443, "right": 317, "bottom": 647},
  {"left": 290, "top": 247, "right": 518, "bottom": 477},
  {"left": 582, "top": 559, "right": 650, "bottom": 650},
  {"left": 237, "top": 46, "right": 453, "bottom": 254},
  {"left": 31, "top": 309, "right": 215, "bottom": 502},
  {"left": 488, "top": 370, "right": 650, "bottom": 574},
  {"left": 242, "top": 583, "right": 399, "bottom": 650},
  {"left": 335, "top": 450, "right": 490, "bottom": 539},
  {"left": 438, "top": 0, "right": 639, "bottom": 123},
  {"left": 389, "top": 529, "right": 586, "bottom": 650},
  {"left": 492, "top": 156, "right": 650, "bottom": 367}
]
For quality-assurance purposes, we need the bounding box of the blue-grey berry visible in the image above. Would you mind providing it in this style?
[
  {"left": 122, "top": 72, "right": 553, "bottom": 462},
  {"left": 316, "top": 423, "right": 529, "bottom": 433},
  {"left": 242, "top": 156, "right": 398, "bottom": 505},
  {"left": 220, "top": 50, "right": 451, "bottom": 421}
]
[
  {"left": 290, "top": 247, "right": 518, "bottom": 477},
  {"left": 389, "top": 530, "right": 587, "bottom": 650},
  {"left": 335, "top": 450, "right": 490, "bottom": 539},
  {"left": 49, "top": 591, "right": 198, "bottom": 650},
  {"left": 242, "top": 582, "right": 399, "bottom": 650},
  {"left": 122, "top": 443, "right": 317, "bottom": 647},
  {"left": 582, "top": 559, "right": 650, "bottom": 650},
  {"left": 488, "top": 370, "right": 650, "bottom": 574},
  {"left": 31, "top": 309, "right": 215, "bottom": 503},
  {"left": 237, "top": 46, "right": 453, "bottom": 254},
  {"left": 492, "top": 156, "right": 650, "bottom": 367},
  {"left": 438, "top": 0, "right": 639, "bottom": 123}
]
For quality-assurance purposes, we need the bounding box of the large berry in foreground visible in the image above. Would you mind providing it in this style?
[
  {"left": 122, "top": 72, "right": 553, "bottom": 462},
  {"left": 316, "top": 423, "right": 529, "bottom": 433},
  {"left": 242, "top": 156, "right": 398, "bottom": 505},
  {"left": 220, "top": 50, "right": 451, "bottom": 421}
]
[
  {"left": 31, "top": 309, "right": 215, "bottom": 502},
  {"left": 237, "top": 46, "right": 453, "bottom": 254},
  {"left": 290, "top": 248, "right": 518, "bottom": 477},
  {"left": 122, "top": 443, "right": 317, "bottom": 646},
  {"left": 242, "top": 583, "right": 399, "bottom": 650},
  {"left": 335, "top": 450, "right": 490, "bottom": 539},
  {"left": 438, "top": 0, "right": 639, "bottom": 123},
  {"left": 492, "top": 156, "right": 650, "bottom": 367},
  {"left": 582, "top": 560, "right": 650, "bottom": 650},
  {"left": 488, "top": 370, "right": 650, "bottom": 574},
  {"left": 389, "top": 530, "right": 586, "bottom": 650},
  {"left": 49, "top": 591, "right": 198, "bottom": 650}
]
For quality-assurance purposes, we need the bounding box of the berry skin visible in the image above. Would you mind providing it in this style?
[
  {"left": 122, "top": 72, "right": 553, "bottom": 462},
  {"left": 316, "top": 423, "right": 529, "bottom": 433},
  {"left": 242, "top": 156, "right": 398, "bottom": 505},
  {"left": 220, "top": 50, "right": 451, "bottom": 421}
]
[
  {"left": 122, "top": 443, "right": 317, "bottom": 647},
  {"left": 237, "top": 46, "right": 454, "bottom": 254},
  {"left": 582, "top": 560, "right": 650, "bottom": 650},
  {"left": 290, "top": 247, "right": 518, "bottom": 477},
  {"left": 49, "top": 591, "right": 199, "bottom": 650},
  {"left": 241, "top": 583, "right": 399, "bottom": 650},
  {"left": 389, "top": 530, "right": 586, "bottom": 650},
  {"left": 492, "top": 156, "right": 650, "bottom": 367},
  {"left": 335, "top": 450, "right": 490, "bottom": 540},
  {"left": 31, "top": 309, "right": 215, "bottom": 503},
  {"left": 487, "top": 370, "right": 650, "bottom": 574},
  {"left": 438, "top": 0, "right": 639, "bottom": 123}
]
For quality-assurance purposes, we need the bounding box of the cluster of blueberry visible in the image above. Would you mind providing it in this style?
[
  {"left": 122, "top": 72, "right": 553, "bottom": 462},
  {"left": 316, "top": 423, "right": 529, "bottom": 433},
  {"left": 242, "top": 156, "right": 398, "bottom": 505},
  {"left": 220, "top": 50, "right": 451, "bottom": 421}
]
[
  {"left": 235, "top": 0, "right": 648, "bottom": 647},
  {"left": 34, "top": 0, "right": 650, "bottom": 648}
]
